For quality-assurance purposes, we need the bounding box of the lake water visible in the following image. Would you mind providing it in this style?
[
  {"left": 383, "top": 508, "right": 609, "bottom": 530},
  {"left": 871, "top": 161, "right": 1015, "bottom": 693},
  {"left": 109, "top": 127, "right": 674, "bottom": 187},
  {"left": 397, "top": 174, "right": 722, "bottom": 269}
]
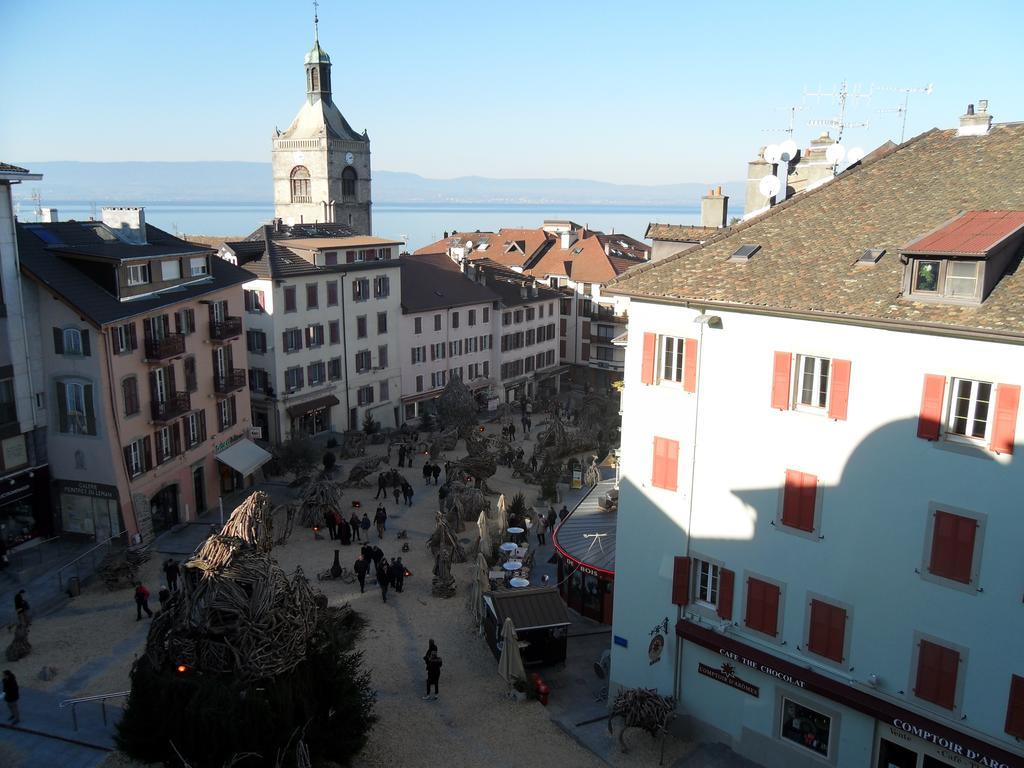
[{"left": 32, "top": 201, "right": 701, "bottom": 251}]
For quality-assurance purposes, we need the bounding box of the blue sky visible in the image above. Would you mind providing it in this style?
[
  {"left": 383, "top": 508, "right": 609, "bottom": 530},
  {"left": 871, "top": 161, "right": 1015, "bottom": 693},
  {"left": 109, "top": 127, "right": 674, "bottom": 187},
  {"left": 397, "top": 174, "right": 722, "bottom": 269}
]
[{"left": 1, "top": 0, "right": 1021, "bottom": 185}]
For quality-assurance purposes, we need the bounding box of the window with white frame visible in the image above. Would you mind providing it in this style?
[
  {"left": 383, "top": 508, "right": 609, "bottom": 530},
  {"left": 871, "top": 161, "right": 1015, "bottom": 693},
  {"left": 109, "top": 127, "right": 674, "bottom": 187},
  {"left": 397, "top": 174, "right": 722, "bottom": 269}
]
[
  {"left": 63, "top": 328, "right": 83, "bottom": 356},
  {"left": 357, "top": 385, "right": 374, "bottom": 406},
  {"left": 947, "top": 377, "right": 993, "bottom": 441},
  {"left": 355, "top": 350, "right": 371, "bottom": 372},
  {"left": 285, "top": 367, "right": 303, "bottom": 391},
  {"left": 157, "top": 427, "right": 172, "bottom": 463},
  {"left": 190, "top": 257, "right": 208, "bottom": 276},
  {"left": 64, "top": 381, "right": 87, "bottom": 434},
  {"left": 795, "top": 355, "right": 831, "bottom": 411},
  {"left": 127, "top": 263, "right": 150, "bottom": 286},
  {"left": 160, "top": 259, "right": 181, "bottom": 281},
  {"left": 126, "top": 439, "right": 144, "bottom": 477},
  {"left": 411, "top": 346, "right": 426, "bottom": 364},
  {"left": 659, "top": 335, "right": 685, "bottom": 383},
  {"left": 186, "top": 412, "right": 201, "bottom": 446},
  {"left": 694, "top": 559, "right": 719, "bottom": 607}
]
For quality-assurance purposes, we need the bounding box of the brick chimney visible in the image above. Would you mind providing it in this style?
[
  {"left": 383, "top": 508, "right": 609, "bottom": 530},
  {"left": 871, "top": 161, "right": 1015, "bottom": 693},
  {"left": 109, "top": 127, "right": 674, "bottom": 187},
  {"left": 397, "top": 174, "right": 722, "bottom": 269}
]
[
  {"left": 700, "top": 186, "right": 729, "bottom": 228},
  {"left": 957, "top": 101, "right": 992, "bottom": 137},
  {"left": 101, "top": 206, "right": 147, "bottom": 245}
]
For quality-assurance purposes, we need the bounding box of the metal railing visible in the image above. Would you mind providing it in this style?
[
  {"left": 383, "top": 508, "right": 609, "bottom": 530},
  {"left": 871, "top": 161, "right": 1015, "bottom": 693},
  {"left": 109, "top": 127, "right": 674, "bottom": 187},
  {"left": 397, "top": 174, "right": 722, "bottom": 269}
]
[
  {"left": 151, "top": 391, "right": 191, "bottom": 422},
  {"left": 210, "top": 316, "right": 243, "bottom": 341},
  {"left": 5, "top": 535, "right": 62, "bottom": 572},
  {"left": 56, "top": 530, "right": 126, "bottom": 592},
  {"left": 144, "top": 333, "right": 185, "bottom": 360},
  {"left": 214, "top": 368, "right": 246, "bottom": 395},
  {"left": 59, "top": 690, "right": 130, "bottom": 731}
]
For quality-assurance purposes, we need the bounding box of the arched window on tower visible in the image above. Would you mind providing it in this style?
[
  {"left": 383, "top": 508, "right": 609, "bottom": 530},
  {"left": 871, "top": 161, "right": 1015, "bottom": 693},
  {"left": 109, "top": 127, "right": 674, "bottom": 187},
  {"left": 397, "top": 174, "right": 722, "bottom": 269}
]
[
  {"left": 310, "top": 67, "right": 320, "bottom": 92},
  {"left": 342, "top": 166, "right": 357, "bottom": 201},
  {"left": 290, "top": 166, "right": 311, "bottom": 203}
]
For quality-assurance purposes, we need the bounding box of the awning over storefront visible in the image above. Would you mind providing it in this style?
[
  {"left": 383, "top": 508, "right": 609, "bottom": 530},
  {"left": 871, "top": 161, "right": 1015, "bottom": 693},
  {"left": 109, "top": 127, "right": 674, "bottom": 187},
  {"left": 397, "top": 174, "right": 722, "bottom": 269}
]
[
  {"left": 286, "top": 394, "right": 340, "bottom": 419},
  {"left": 552, "top": 478, "right": 617, "bottom": 576},
  {"left": 215, "top": 439, "right": 273, "bottom": 477}
]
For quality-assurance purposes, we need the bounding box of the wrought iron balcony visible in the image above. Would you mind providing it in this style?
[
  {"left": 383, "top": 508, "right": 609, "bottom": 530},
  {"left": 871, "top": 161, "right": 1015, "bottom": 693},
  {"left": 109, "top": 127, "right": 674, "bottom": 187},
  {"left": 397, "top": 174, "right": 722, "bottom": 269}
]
[
  {"left": 590, "top": 333, "right": 618, "bottom": 345},
  {"left": 144, "top": 334, "right": 185, "bottom": 361},
  {"left": 210, "top": 316, "right": 243, "bottom": 341},
  {"left": 151, "top": 392, "right": 191, "bottom": 423},
  {"left": 214, "top": 368, "right": 247, "bottom": 396},
  {"left": 591, "top": 308, "right": 628, "bottom": 324}
]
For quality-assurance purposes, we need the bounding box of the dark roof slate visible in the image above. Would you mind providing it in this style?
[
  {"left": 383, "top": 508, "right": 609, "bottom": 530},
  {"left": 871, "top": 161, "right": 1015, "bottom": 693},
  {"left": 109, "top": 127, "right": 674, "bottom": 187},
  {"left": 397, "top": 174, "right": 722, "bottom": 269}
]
[
  {"left": 484, "top": 587, "right": 570, "bottom": 630},
  {"left": 611, "top": 123, "right": 1024, "bottom": 340},
  {"left": 226, "top": 225, "right": 399, "bottom": 280},
  {"left": 17, "top": 222, "right": 253, "bottom": 327},
  {"left": 0, "top": 162, "right": 30, "bottom": 174},
  {"left": 400, "top": 256, "right": 497, "bottom": 312}
]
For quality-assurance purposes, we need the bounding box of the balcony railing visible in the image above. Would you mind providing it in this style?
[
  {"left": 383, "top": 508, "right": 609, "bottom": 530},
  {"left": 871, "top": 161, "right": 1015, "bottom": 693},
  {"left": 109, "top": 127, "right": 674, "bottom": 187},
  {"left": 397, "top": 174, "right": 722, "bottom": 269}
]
[
  {"left": 588, "top": 357, "right": 625, "bottom": 371},
  {"left": 214, "top": 368, "right": 246, "bottom": 396},
  {"left": 144, "top": 334, "right": 185, "bottom": 361},
  {"left": 592, "top": 309, "right": 628, "bottom": 324},
  {"left": 590, "top": 333, "right": 618, "bottom": 345},
  {"left": 210, "top": 316, "right": 243, "bottom": 341},
  {"left": 151, "top": 392, "right": 190, "bottom": 422}
]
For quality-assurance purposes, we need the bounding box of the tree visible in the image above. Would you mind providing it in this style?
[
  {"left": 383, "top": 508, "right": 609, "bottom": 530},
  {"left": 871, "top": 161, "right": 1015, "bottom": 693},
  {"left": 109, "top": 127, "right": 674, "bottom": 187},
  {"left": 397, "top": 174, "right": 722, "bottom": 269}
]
[
  {"left": 362, "top": 411, "right": 380, "bottom": 435},
  {"left": 436, "top": 375, "right": 478, "bottom": 434},
  {"left": 273, "top": 437, "right": 319, "bottom": 479}
]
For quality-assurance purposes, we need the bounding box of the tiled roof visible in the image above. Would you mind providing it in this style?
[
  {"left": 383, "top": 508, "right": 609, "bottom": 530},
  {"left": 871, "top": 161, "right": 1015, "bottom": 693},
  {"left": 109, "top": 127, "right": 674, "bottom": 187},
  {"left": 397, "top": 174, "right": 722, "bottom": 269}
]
[
  {"left": 483, "top": 587, "right": 570, "bottom": 631},
  {"left": 285, "top": 236, "right": 403, "bottom": 249},
  {"left": 526, "top": 230, "right": 646, "bottom": 283},
  {"left": 0, "top": 162, "right": 30, "bottom": 174},
  {"left": 226, "top": 225, "right": 400, "bottom": 280},
  {"left": 902, "top": 210, "right": 1024, "bottom": 256},
  {"left": 644, "top": 223, "right": 721, "bottom": 242},
  {"left": 243, "top": 222, "right": 358, "bottom": 241},
  {"left": 34, "top": 222, "right": 210, "bottom": 261},
  {"left": 609, "top": 122, "right": 1024, "bottom": 340},
  {"left": 17, "top": 222, "right": 252, "bottom": 326},
  {"left": 400, "top": 256, "right": 497, "bottom": 312}
]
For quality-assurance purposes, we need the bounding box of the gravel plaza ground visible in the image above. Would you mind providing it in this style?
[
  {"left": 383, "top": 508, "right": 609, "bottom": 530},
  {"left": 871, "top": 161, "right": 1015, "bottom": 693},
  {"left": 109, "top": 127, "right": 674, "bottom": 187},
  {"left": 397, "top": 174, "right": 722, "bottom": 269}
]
[{"left": 0, "top": 414, "right": 750, "bottom": 768}]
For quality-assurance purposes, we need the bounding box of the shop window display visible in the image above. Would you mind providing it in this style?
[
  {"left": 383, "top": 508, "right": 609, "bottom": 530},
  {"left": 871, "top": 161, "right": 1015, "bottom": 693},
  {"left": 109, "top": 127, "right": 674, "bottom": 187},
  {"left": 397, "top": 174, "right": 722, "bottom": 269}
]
[{"left": 780, "top": 697, "right": 831, "bottom": 758}]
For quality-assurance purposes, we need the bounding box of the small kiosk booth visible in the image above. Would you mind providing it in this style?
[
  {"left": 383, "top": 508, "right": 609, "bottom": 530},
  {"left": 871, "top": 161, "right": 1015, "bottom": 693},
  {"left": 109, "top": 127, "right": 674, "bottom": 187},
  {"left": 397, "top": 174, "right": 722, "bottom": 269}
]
[{"left": 483, "top": 587, "right": 569, "bottom": 666}]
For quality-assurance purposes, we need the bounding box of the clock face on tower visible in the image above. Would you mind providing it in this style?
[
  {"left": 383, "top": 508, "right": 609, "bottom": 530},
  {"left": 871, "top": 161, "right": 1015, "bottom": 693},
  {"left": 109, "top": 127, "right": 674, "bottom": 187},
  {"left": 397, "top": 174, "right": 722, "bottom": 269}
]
[{"left": 345, "top": 152, "right": 354, "bottom": 165}]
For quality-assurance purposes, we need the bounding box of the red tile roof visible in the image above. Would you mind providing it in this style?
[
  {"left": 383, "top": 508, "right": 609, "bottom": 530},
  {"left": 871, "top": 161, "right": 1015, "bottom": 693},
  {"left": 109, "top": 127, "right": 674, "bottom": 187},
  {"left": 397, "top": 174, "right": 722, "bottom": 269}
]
[{"left": 902, "top": 210, "right": 1024, "bottom": 256}]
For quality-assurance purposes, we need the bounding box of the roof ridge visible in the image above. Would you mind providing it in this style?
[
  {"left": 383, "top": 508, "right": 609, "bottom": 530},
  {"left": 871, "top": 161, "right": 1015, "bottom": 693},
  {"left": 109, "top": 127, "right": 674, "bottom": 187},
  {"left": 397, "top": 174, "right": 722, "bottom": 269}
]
[{"left": 610, "top": 127, "right": 941, "bottom": 287}]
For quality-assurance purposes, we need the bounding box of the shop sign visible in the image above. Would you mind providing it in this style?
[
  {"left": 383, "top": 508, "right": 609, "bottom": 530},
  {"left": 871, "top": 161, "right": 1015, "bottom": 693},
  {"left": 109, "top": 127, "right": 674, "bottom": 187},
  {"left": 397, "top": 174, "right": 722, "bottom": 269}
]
[
  {"left": 648, "top": 617, "right": 668, "bottom": 665},
  {"left": 57, "top": 480, "right": 119, "bottom": 500},
  {"left": 888, "top": 720, "right": 1013, "bottom": 768},
  {"left": 0, "top": 480, "right": 31, "bottom": 505},
  {"left": 2, "top": 435, "right": 27, "bottom": 469},
  {"left": 214, "top": 433, "right": 244, "bottom": 453},
  {"left": 715, "top": 647, "right": 807, "bottom": 690},
  {"left": 698, "top": 661, "right": 760, "bottom": 698},
  {"left": 249, "top": 426, "right": 263, "bottom": 440}
]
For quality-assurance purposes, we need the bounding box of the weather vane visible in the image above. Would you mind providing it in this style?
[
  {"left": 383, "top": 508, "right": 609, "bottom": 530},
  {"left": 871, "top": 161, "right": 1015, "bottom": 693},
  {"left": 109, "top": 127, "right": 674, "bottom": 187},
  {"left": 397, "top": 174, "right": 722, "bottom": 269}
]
[{"left": 313, "top": 0, "right": 319, "bottom": 41}]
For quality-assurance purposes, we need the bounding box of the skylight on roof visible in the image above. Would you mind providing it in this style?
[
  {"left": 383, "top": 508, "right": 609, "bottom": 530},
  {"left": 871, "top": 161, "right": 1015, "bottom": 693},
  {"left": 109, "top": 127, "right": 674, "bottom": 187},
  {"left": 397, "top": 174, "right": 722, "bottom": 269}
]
[
  {"left": 729, "top": 244, "right": 760, "bottom": 262},
  {"left": 25, "top": 224, "right": 63, "bottom": 246},
  {"left": 858, "top": 248, "right": 886, "bottom": 264}
]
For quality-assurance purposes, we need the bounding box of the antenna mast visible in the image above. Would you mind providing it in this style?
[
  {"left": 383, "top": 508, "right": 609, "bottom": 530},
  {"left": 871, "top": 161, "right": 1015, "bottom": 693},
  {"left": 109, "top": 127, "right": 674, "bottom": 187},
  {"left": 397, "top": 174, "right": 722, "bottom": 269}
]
[
  {"left": 805, "top": 80, "right": 870, "bottom": 142},
  {"left": 875, "top": 84, "right": 933, "bottom": 143},
  {"left": 763, "top": 104, "right": 807, "bottom": 137}
]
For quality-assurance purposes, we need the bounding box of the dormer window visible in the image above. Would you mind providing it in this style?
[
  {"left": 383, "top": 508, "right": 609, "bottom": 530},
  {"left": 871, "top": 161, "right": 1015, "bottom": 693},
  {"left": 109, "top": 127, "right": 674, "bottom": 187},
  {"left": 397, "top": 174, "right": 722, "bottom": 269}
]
[
  {"left": 127, "top": 263, "right": 150, "bottom": 286},
  {"left": 903, "top": 211, "right": 1024, "bottom": 305}
]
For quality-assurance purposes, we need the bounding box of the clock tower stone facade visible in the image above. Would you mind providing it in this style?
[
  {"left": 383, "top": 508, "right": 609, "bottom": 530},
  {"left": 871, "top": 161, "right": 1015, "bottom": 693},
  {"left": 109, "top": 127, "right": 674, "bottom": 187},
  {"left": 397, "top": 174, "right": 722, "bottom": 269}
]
[{"left": 271, "top": 36, "right": 372, "bottom": 234}]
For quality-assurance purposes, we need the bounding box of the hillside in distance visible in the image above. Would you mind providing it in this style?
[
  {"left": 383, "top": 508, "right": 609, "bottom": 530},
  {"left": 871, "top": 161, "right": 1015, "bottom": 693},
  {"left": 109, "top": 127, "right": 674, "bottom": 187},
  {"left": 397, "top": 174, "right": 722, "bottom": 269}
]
[{"left": 13, "top": 161, "right": 744, "bottom": 207}]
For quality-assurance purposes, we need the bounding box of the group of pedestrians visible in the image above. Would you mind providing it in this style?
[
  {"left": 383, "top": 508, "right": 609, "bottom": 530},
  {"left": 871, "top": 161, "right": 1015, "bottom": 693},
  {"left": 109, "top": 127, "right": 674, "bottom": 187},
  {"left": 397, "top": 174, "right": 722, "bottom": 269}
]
[
  {"left": 376, "top": 470, "right": 415, "bottom": 505},
  {"left": 420, "top": 462, "right": 442, "bottom": 485},
  {"left": 354, "top": 544, "right": 406, "bottom": 603},
  {"left": 322, "top": 509, "right": 377, "bottom": 544},
  {"left": 395, "top": 443, "right": 418, "bottom": 467}
]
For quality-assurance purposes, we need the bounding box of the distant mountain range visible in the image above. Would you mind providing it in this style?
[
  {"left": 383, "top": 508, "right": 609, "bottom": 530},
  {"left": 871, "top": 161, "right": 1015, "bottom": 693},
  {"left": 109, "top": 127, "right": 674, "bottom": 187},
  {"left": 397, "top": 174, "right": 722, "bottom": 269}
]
[{"left": 12, "top": 161, "right": 745, "bottom": 207}]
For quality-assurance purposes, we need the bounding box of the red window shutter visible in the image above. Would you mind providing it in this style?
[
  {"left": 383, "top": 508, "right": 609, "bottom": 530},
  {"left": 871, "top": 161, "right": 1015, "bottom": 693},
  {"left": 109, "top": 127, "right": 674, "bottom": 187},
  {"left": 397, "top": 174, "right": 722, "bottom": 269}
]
[
  {"left": 652, "top": 437, "right": 679, "bottom": 491},
  {"left": 771, "top": 352, "right": 792, "bottom": 410},
  {"left": 745, "top": 578, "right": 780, "bottom": 636},
  {"left": 990, "top": 383, "right": 1020, "bottom": 454},
  {"left": 828, "top": 359, "right": 851, "bottom": 420},
  {"left": 915, "top": 640, "right": 959, "bottom": 709},
  {"left": 782, "top": 470, "right": 816, "bottom": 532},
  {"left": 928, "top": 511, "right": 976, "bottom": 583},
  {"left": 683, "top": 338, "right": 698, "bottom": 393},
  {"left": 672, "top": 556, "right": 690, "bottom": 605},
  {"left": 917, "top": 374, "right": 946, "bottom": 440},
  {"left": 641, "top": 332, "right": 657, "bottom": 385},
  {"left": 808, "top": 600, "right": 846, "bottom": 662},
  {"left": 717, "top": 568, "right": 735, "bottom": 620},
  {"left": 1006, "top": 674, "right": 1024, "bottom": 738}
]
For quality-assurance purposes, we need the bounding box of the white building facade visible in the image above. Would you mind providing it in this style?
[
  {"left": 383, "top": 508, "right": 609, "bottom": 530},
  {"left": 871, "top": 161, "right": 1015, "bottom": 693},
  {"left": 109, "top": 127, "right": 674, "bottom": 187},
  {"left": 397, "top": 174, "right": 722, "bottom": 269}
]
[{"left": 606, "top": 112, "right": 1024, "bottom": 768}]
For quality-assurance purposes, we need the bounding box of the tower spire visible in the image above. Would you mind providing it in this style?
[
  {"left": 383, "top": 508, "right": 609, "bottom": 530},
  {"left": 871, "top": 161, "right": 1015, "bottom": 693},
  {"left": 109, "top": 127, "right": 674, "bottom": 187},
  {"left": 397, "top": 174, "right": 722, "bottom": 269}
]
[{"left": 313, "top": 0, "right": 319, "bottom": 42}]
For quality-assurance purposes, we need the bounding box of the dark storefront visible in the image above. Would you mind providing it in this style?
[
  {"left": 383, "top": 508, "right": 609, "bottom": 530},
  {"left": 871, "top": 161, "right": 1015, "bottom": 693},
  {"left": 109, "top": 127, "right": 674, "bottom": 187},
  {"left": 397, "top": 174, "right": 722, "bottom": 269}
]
[
  {"left": 0, "top": 467, "right": 51, "bottom": 546},
  {"left": 55, "top": 478, "right": 120, "bottom": 540}
]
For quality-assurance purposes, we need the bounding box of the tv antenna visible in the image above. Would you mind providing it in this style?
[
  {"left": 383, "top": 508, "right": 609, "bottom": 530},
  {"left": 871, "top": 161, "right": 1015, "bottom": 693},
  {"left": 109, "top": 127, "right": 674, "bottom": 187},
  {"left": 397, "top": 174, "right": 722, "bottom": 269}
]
[
  {"left": 31, "top": 191, "right": 42, "bottom": 220},
  {"left": 805, "top": 80, "right": 870, "bottom": 142},
  {"left": 582, "top": 532, "right": 608, "bottom": 557},
  {"left": 763, "top": 104, "right": 807, "bottom": 138},
  {"left": 875, "top": 84, "right": 933, "bottom": 143}
]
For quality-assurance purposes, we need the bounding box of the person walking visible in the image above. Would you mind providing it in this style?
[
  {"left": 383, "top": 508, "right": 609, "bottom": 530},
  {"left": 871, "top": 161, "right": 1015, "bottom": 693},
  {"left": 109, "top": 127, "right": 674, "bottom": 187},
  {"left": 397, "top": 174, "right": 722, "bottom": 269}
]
[
  {"left": 353, "top": 554, "right": 369, "bottom": 593},
  {"left": 398, "top": 444, "right": 406, "bottom": 468},
  {"left": 337, "top": 512, "right": 352, "bottom": 545},
  {"left": 371, "top": 546, "right": 385, "bottom": 583},
  {"left": 431, "top": 463, "right": 441, "bottom": 486},
  {"left": 378, "top": 559, "right": 390, "bottom": 603},
  {"left": 422, "top": 462, "right": 432, "bottom": 486},
  {"left": 350, "top": 511, "right": 362, "bottom": 542},
  {"left": 163, "top": 558, "right": 180, "bottom": 592},
  {"left": 422, "top": 640, "right": 442, "bottom": 701},
  {"left": 134, "top": 582, "right": 153, "bottom": 620},
  {"left": 536, "top": 516, "right": 546, "bottom": 547},
  {"left": 13, "top": 590, "right": 30, "bottom": 627},
  {"left": 158, "top": 585, "right": 171, "bottom": 612},
  {"left": 325, "top": 509, "right": 338, "bottom": 540},
  {"left": 392, "top": 484, "right": 401, "bottom": 505},
  {"left": 403, "top": 482, "right": 414, "bottom": 507},
  {"left": 376, "top": 472, "right": 388, "bottom": 500},
  {"left": 529, "top": 454, "right": 538, "bottom": 474},
  {"left": 393, "top": 557, "right": 406, "bottom": 592},
  {"left": 3, "top": 670, "right": 19, "bottom": 725},
  {"left": 374, "top": 504, "right": 387, "bottom": 539},
  {"left": 559, "top": 504, "right": 570, "bottom": 522},
  {"left": 361, "top": 512, "right": 372, "bottom": 539},
  {"left": 508, "top": 422, "right": 516, "bottom": 441},
  {"left": 546, "top": 506, "right": 557, "bottom": 533}
]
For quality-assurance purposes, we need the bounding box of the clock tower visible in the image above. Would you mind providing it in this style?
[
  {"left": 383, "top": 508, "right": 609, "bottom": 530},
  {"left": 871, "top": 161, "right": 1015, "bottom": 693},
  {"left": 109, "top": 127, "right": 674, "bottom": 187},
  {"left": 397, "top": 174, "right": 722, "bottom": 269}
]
[{"left": 271, "top": 26, "right": 372, "bottom": 233}]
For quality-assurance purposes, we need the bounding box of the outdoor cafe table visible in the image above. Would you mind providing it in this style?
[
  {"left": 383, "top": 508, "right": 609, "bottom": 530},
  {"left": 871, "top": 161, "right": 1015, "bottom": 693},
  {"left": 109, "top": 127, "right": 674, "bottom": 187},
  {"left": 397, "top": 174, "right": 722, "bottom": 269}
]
[
  {"left": 507, "top": 526, "right": 525, "bottom": 543},
  {"left": 499, "top": 542, "right": 518, "bottom": 555},
  {"left": 502, "top": 560, "right": 523, "bottom": 572}
]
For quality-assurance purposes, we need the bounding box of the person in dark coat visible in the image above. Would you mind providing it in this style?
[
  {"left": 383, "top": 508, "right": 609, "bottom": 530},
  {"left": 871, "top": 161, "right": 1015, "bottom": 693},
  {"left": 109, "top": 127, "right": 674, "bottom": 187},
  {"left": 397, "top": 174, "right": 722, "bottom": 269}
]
[
  {"left": 337, "top": 512, "right": 352, "bottom": 545},
  {"left": 547, "top": 506, "right": 557, "bottom": 531},
  {"left": 392, "top": 484, "right": 401, "bottom": 505},
  {"left": 13, "top": 590, "right": 30, "bottom": 627},
  {"left": 3, "top": 670, "right": 19, "bottom": 725},
  {"left": 325, "top": 509, "right": 338, "bottom": 540},
  {"left": 158, "top": 585, "right": 171, "bottom": 612},
  {"left": 431, "top": 463, "right": 441, "bottom": 485},
  {"left": 444, "top": 461, "right": 451, "bottom": 482},
  {"left": 374, "top": 504, "right": 388, "bottom": 539},
  {"left": 422, "top": 640, "right": 442, "bottom": 700},
  {"left": 559, "top": 504, "right": 570, "bottom": 521},
  {"left": 353, "top": 555, "right": 369, "bottom": 593},
  {"left": 393, "top": 557, "right": 406, "bottom": 592},
  {"left": 163, "top": 558, "right": 181, "bottom": 592},
  {"left": 529, "top": 454, "right": 538, "bottom": 474},
  {"left": 508, "top": 422, "right": 516, "bottom": 440},
  {"left": 371, "top": 546, "right": 385, "bottom": 583},
  {"left": 378, "top": 559, "right": 390, "bottom": 603},
  {"left": 361, "top": 513, "right": 372, "bottom": 538},
  {"left": 375, "top": 473, "right": 387, "bottom": 499},
  {"left": 134, "top": 583, "right": 153, "bottom": 620},
  {"left": 402, "top": 482, "right": 414, "bottom": 507},
  {"left": 422, "top": 462, "right": 432, "bottom": 485},
  {"left": 350, "top": 512, "right": 362, "bottom": 542},
  {"left": 398, "top": 444, "right": 406, "bottom": 467}
]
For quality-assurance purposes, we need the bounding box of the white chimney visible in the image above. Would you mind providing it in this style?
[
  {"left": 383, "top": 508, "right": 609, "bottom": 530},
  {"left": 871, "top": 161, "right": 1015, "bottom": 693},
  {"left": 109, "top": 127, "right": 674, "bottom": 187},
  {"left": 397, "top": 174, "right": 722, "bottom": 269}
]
[
  {"left": 560, "top": 230, "right": 577, "bottom": 250},
  {"left": 530, "top": 281, "right": 538, "bottom": 298},
  {"left": 40, "top": 208, "right": 58, "bottom": 223},
  {"left": 957, "top": 101, "right": 992, "bottom": 137},
  {"left": 520, "top": 284, "right": 527, "bottom": 299},
  {"left": 101, "top": 206, "right": 147, "bottom": 244}
]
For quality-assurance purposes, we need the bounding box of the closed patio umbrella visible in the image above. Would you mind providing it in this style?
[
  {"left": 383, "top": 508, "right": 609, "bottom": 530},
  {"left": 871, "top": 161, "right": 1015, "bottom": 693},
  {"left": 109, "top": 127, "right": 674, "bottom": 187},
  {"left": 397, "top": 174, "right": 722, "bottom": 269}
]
[{"left": 498, "top": 616, "right": 525, "bottom": 694}]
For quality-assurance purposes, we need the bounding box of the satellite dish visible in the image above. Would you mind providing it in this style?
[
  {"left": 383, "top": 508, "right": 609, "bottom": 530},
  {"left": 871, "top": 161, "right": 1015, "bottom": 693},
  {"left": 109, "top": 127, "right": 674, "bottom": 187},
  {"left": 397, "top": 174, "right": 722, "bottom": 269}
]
[
  {"left": 464, "top": 240, "right": 474, "bottom": 249},
  {"left": 779, "top": 139, "right": 798, "bottom": 162},
  {"left": 825, "top": 143, "right": 846, "bottom": 165},
  {"left": 764, "top": 144, "right": 782, "bottom": 164},
  {"left": 758, "top": 174, "right": 782, "bottom": 198},
  {"left": 846, "top": 147, "right": 866, "bottom": 164},
  {"left": 593, "top": 650, "right": 611, "bottom": 680}
]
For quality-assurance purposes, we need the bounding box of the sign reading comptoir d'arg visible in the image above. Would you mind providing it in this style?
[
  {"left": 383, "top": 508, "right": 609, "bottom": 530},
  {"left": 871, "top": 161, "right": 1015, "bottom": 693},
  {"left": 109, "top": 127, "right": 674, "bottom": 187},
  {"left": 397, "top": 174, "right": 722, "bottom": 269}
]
[{"left": 698, "top": 662, "right": 760, "bottom": 697}]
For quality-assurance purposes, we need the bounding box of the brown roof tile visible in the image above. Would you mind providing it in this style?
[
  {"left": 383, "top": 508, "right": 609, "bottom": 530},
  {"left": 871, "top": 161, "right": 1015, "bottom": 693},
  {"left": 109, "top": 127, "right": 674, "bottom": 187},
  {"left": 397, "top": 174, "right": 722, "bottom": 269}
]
[
  {"left": 609, "top": 123, "right": 1024, "bottom": 340},
  {"left": 645, "top": 223, "right": 721, "bottom": 242}
]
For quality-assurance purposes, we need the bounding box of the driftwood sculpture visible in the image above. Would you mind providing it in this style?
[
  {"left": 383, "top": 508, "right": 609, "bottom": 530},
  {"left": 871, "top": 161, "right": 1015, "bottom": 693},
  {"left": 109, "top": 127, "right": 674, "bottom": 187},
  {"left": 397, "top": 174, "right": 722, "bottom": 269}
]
[
  {"left": 608, "top": 688, "right": 676, "bottom": 762},
  {"left": 431, "top": 547, "right": 456, "bottom": 598},
  {"left": 584, "top": 455, "right": 602, "bottom": 487},
  {"left": 5, "top": 623, "right": 30, "bottom": 661},
  {"left": 342, "top": 455, "right": 386, "bottom": 488},
  {"left": 429, "top": 428, "right": 459, "bottom": 458},
  {"left": 450, "top": 453, "right": 498, "bottom": 492},
  {"left": 427, "top": 514, "right": 466, "bottom": 563},
  {"left": 299, "top": 479, "right": 344, "bottom": 528},
  {"left": 143, "top": 491, "right": 321, "bottom": 682}
]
